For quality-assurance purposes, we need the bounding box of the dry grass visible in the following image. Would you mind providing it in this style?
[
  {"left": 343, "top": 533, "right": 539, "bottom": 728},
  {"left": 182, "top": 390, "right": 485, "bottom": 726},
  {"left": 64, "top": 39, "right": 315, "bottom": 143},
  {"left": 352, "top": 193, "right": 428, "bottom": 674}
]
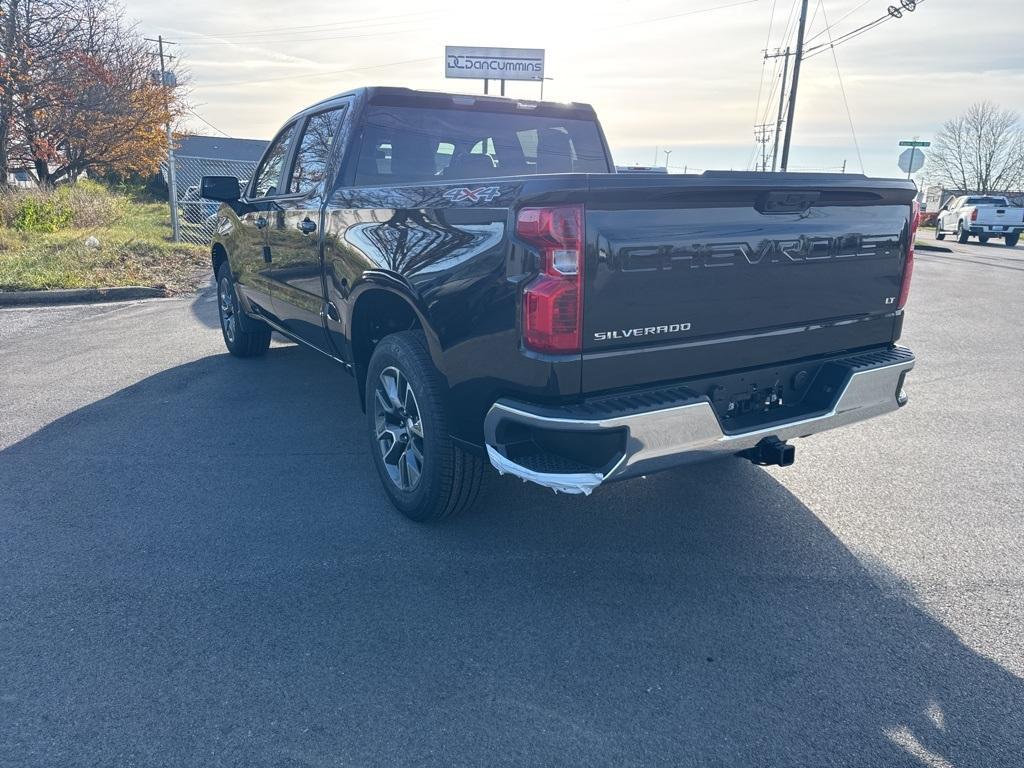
[{"left": 0, "top": 183, "right": 208, "bottom": 293}]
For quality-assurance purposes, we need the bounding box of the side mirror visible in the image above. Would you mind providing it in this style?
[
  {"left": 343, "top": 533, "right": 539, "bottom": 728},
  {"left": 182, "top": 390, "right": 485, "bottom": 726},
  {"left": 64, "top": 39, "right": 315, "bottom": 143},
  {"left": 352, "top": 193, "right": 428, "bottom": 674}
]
[{"left": 200, "top": 175, "right": 241, "bottom": 202}]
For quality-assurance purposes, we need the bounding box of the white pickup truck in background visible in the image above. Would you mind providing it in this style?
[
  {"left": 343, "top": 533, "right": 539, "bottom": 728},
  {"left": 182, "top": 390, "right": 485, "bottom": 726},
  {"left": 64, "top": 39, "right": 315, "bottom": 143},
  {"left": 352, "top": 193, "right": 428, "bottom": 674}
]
[{"left": 935, "top": 195, "right": 1023, "bottom": 246}]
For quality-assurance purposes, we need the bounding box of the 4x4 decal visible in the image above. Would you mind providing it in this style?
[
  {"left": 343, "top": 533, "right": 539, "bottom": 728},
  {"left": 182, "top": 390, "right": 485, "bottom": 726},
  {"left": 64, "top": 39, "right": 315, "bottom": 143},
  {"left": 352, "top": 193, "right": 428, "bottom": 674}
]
[{"left": 442, "top": 186, "right": 503, "bottom": 203}]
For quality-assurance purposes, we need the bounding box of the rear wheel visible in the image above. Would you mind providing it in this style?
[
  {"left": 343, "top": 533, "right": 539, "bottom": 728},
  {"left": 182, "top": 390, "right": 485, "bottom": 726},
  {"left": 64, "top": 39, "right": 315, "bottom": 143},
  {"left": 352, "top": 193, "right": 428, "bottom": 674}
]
[
  {"left": 1006, "top": 233, "right": 1020, "bottom": 247},
  {"left": 366, "top": 331, "right": 484, "bottom": 522},
  {"left": 216, "top": 263, "right": 271, "bottom": 357},
  {"left": 956, "top": 222, "right": 970, "bottom": 244}
]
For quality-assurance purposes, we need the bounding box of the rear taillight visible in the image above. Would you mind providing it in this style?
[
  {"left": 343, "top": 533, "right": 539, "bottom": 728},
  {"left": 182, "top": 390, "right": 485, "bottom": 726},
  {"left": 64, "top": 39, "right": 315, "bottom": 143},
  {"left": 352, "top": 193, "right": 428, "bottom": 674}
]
[
  {"left": 898, "top": 199, "right": 920, "bottom": 309},
  {"left": 971, "top": 208, "right": 978, "bottom": 222},
  {"left": 517, "top": 204, "right": 584, "bottom": 354}
]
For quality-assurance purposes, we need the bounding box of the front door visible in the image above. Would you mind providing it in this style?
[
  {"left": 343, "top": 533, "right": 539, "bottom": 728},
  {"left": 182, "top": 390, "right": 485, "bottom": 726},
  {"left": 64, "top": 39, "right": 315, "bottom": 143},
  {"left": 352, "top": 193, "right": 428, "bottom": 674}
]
[
  {"left": 235, "top": 120, "right": 299, "bottom": 321},
  {"left": 265, "top": 105, "right": 349, "bottom": 349}
]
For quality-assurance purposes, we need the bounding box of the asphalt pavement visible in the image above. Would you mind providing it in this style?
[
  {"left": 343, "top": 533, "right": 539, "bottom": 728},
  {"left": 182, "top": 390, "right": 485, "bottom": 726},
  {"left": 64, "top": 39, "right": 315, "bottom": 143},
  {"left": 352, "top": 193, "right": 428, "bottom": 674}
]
[{"left": 1, "top": 237, "right": 1022, "bottom": 767}]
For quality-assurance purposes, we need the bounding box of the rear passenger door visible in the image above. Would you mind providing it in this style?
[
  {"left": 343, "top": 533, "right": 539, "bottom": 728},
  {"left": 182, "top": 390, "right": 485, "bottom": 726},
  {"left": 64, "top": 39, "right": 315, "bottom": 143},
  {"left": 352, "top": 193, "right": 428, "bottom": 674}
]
[{"left": 265, "top": 103, "right": 349, "bottom": 349}]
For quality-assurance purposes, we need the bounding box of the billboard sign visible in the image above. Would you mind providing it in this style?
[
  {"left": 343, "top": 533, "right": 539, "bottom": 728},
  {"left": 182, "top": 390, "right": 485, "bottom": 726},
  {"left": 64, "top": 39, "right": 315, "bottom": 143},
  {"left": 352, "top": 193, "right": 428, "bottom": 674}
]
[{"left": 445, "top": 46, "right": 544, "bottom": 81}]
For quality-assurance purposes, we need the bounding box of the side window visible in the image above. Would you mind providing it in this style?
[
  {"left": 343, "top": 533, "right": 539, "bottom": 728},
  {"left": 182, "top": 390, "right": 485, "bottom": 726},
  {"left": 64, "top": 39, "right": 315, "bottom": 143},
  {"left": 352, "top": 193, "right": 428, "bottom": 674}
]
[
  {"left": 251, "top": 122, "right": 296, "bottom": 198},
  {"left": 290, "top": 107, "right": 347, "bottom": 195}
]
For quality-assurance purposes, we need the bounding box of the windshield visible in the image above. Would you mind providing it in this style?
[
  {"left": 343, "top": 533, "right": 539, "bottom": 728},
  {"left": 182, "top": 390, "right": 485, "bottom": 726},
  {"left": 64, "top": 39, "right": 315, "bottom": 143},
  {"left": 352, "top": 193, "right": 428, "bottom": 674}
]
[{"left": 354, "top": 105, "right": 610, "bottom": 185}]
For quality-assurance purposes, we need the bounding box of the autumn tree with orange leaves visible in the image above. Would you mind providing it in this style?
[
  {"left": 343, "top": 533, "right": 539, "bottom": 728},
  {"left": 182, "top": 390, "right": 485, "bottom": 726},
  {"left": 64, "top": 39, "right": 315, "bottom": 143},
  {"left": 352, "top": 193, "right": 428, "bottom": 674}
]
[{"left": 0, "top": 0, "right": 183, "bottom": 186}]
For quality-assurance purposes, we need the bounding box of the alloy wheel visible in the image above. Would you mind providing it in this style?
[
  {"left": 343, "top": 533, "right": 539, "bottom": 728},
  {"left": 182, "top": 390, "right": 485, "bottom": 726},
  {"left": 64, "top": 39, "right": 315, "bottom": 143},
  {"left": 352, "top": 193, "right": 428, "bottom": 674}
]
[
  {"left": 373, "top": 366, "right": 425, "bottom": 492},
  {"left": 218, "top": 276, "right": 237, "bottom": 344}
]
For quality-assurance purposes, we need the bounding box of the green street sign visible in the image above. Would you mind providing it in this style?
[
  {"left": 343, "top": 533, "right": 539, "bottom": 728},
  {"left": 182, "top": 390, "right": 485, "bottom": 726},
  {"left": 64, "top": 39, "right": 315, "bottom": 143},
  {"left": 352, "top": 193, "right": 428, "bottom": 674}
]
[{"left": 899, "top": 140, "right": 930, "bottom": 147}]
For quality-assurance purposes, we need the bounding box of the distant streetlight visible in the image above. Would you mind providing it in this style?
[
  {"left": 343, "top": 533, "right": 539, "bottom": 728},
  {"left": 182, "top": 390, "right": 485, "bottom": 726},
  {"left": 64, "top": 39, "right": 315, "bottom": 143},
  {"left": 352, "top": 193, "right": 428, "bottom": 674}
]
[{"left": 663, "top": 149, "right": 673, "bottom": 168}]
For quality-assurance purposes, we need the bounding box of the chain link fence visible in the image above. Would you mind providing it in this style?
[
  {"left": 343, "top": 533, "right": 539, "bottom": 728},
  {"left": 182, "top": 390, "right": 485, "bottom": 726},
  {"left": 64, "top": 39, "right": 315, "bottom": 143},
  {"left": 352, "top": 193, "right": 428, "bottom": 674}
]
[{"left": 163, "top": 156, "right": 258, "bottom": 245}]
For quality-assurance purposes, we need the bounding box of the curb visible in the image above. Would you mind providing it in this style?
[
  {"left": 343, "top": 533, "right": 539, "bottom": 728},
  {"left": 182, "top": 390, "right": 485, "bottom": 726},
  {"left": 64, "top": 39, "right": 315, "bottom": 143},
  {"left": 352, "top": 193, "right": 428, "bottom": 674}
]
[
  {"left": 915, "top": 243, "right": 953, "bottom": 254},
  {"left": 0, "top": 286, "right": 169, "bottom": 307}
]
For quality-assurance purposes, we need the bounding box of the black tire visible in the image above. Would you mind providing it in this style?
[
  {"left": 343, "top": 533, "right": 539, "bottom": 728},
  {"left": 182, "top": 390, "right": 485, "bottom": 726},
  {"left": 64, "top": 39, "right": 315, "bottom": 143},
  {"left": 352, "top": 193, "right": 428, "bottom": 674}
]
[
  {"left": 1006, "top": 233, "right": 1020, "bottom": 247},
  {"left": 957, "top": 222, "right": 970, "bottom": 244},
  {"left": 216, "top": 262, "right": 271, "bottom": 357},
  {"left": 365, "top": 330, "right": 484, "bottom": 522},
  {"left": 935, "top": 222, "right": 945, "bottom": 241},
  {"left": 979, "top": 235, "right": 989, "bottom": 244}
]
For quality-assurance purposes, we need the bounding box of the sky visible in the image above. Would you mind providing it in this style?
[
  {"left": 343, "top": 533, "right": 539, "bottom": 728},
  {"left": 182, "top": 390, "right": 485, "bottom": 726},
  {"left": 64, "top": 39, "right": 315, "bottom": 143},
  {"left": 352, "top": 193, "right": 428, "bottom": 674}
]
[{"left": 128, "top": 0, "right": 1024, "bottom": 178}]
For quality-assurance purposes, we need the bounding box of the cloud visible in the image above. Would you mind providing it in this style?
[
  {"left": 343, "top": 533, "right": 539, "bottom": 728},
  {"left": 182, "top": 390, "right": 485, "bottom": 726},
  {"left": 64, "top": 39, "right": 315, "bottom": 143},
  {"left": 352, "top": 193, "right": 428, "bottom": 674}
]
[{"left": 129, "top": 0, "right": 1024, "bottom": 176}]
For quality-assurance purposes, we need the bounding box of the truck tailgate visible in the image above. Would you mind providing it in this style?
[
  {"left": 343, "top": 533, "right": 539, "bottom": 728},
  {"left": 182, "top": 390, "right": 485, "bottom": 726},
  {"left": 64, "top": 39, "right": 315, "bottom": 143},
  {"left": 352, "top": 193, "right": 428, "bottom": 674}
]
[
  {"left": 977, "top": 206, "right": 1024, "bottom": 226},
  {"left": 581, "top": 173, "right": 916, "bottom": 393}
]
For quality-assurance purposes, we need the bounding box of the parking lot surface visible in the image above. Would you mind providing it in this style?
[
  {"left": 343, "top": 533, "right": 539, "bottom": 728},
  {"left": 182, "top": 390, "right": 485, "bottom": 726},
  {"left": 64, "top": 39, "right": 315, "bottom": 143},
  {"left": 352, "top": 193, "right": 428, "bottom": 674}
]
[{"left": 1, "top": 239, "right": 1022, "bottom": 767}]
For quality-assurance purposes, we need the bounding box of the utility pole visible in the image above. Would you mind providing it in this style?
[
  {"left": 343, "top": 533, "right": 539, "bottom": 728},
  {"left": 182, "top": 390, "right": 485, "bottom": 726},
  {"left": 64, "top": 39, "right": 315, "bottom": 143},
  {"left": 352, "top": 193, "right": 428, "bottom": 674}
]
[
  {"left": 753, "top": 124, "right": 772, "bottom": 172},
  {"left": 146, "top": 35, "right": 180, "bottom": 242},
  {"left": 766, "top": 47, "right": 791, "bottom": 172},
  {"left": 780, "top": 0, "right": 809, "bottom": 172}
]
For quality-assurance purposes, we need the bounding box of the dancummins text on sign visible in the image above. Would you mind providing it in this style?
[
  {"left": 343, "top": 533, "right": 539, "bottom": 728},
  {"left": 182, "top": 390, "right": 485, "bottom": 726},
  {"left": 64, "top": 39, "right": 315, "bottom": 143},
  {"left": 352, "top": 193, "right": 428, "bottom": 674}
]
[{"left": 444, "top": 46, "right": 544, "bottom": 81}]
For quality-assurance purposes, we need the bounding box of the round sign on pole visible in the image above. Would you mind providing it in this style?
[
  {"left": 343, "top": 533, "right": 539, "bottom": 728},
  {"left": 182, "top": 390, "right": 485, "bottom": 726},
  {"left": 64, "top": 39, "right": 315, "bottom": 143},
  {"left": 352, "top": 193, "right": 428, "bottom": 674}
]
[{"left": 899, "top": 147, "right": 925, "bottom": 174}]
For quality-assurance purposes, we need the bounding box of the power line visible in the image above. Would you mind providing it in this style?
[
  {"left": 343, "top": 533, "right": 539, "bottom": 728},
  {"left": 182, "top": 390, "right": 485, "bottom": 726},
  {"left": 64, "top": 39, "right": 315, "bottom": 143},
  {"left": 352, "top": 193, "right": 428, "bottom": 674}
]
[
  {"left": 611, "top": 0, "right": 765, "bottom": 29},
  {"left": 802, "top": 0, "right": 927, "bottom": 59},
  {"left": 180, "top": 23, "right": 428, "bottom": 48},
  {"left": 194, "top": 56, "right": 434, "bottom": 89},
  {"left": 186, "top": 108, "right": 230, "bottom": 138},
  {"left": 753, "top": 0, "right": 780, "bottom": 126},
  {"left": 803, "top": 0, "right": 874, "bottom": 44},
  {"left": 172, "top": 10, "right": 439, "bottom": 41},
  {"left": 803, "top": 15, "right": 891, "bottom": 58},
  {"left": 820, "top": 1, "right": 864, "bottom": 173}
]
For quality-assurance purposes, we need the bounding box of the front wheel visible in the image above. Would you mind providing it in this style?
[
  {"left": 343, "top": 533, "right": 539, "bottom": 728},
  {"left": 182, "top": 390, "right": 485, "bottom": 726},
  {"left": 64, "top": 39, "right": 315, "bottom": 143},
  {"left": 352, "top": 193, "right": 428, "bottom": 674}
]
[
  {"left": 1006, "top": 233, "right": 1020, "bottom": 247},
  {"left": 957, "top": 222, "right": 970, "bottom": 244},
  {"left": 366, "top": 331, "right": 484, "bottom": 522},
  {"left": 216, "top": 263, "right": 271, "bottom": 357},
  {"left": 935, "top": 221, "right": 945, "bottom": 240}
]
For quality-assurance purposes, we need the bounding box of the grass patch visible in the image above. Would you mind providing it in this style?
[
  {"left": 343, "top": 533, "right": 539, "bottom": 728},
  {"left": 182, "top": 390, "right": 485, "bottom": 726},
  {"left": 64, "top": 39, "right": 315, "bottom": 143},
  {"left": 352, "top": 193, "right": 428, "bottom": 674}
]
[{"left": 0, "top": 182, "right": 207, "bottom": 293}]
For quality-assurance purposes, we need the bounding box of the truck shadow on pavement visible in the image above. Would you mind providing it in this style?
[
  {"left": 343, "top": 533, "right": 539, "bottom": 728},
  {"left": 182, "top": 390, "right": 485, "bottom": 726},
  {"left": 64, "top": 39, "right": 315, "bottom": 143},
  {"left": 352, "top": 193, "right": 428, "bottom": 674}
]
[{"left": 1, "top": 343, "right": 1022, "bottom": 767}]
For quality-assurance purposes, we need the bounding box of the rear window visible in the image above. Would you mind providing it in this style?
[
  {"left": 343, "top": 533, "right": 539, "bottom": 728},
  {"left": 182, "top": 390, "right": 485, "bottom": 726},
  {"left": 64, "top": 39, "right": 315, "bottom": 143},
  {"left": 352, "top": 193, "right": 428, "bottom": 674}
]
[
  {"left": 354, "top": 105, "right": 609, "bottom": 185},
  {"left": 966, "top": 197, "right": 1009, "bottom": 205}
]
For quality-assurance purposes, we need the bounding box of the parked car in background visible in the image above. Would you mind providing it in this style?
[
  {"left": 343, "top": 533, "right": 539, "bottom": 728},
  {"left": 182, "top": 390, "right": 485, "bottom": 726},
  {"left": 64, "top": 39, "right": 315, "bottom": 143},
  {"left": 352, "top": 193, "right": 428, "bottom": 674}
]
[
  {"left": 935, "top": 195, "right": 1023, "bottom": 246},
  {"left": 202, "top": 87, "right": 918, "bottom": 523}
]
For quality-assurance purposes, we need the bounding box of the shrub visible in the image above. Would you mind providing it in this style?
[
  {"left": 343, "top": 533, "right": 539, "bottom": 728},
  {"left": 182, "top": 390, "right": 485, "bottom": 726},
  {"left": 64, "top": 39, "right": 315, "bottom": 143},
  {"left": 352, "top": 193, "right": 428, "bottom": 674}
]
[
  {"left": 14, "top": 194, "right": 73, "bottom": 232},
  {"left": 58, "top": 179, "right": 125, "bottom": 228},
  {"left": 0, "top": 179, "right": 125, "bottom": 232}
]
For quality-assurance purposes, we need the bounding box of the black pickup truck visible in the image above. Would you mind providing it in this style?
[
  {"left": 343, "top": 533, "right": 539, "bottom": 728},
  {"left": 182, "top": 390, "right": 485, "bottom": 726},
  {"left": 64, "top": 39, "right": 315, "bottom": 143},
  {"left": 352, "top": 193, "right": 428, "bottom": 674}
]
[{"left": 202, "top": 86, "right": 919, "bottom": 522}]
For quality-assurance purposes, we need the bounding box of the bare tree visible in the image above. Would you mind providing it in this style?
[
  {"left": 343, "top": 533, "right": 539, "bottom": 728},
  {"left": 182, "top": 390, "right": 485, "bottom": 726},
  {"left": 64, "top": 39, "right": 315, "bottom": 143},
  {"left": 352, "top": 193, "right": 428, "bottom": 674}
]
[{"left": 929, "top": 102, "right": 1024, "bottom": 194}]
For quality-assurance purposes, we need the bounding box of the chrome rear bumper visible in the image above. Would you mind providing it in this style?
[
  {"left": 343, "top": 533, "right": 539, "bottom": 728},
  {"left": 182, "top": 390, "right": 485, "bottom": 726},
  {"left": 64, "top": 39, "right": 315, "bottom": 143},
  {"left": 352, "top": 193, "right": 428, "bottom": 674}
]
[{"left": 484, "top": 347, "right": 915, "bottom": 494}]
